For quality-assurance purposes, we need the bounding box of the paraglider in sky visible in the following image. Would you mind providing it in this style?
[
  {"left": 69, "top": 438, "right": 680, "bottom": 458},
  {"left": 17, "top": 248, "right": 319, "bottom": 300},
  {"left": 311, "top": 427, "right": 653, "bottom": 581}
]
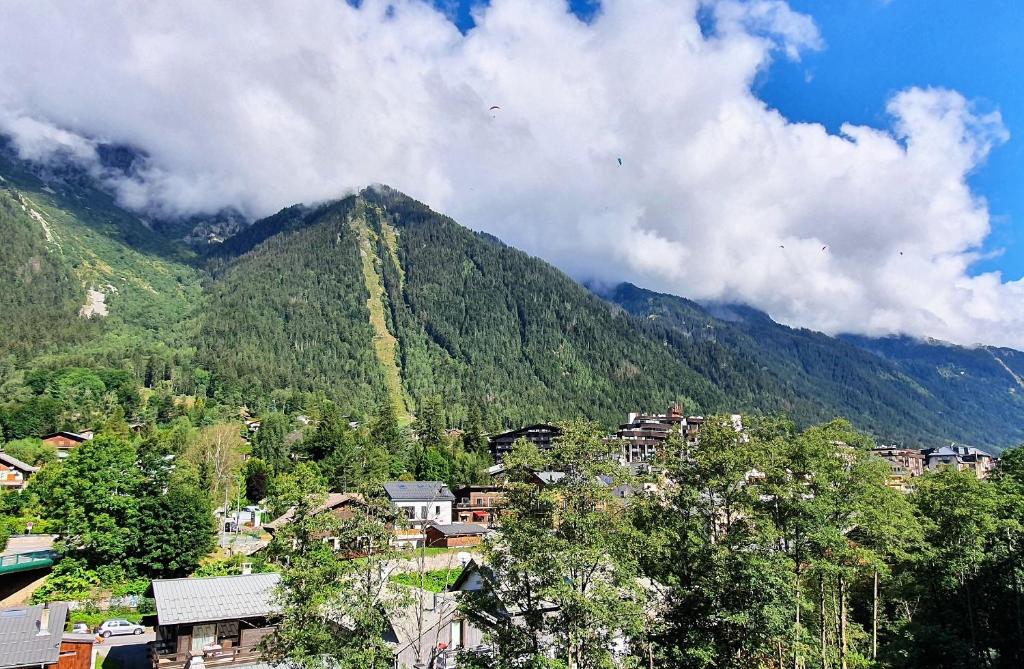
[
  {"left": 822, "top": 245, "right": 828, "bottom": 252},
  {"left": 779, "top": 245, "right": 785, "bottom": 249},
  {"left": 617, "top": 157, "right": 623, "bottom": 166},
  {"left": 489, "top": 105, "right": 501, "bottom": 111}
]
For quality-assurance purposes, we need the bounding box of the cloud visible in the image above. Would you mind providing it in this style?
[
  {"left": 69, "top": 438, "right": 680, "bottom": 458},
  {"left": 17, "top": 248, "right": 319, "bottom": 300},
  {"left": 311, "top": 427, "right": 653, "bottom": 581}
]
[{"left": 0, "top": 0, "right": 1018, "bottom": 347}]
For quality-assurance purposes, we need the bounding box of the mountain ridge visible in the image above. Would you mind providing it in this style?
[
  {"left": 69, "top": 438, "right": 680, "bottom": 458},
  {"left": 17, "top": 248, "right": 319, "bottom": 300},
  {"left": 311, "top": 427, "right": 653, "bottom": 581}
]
[{"left": 0, "top": 147, "right": 1021, "bottom": 449}]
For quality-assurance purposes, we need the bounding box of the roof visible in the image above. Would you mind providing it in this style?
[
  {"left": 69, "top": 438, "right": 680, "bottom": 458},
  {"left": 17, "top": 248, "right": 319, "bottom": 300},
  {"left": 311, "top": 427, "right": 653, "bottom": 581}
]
[
  {"left": 152, "top": 573, "right": 281, "bottom": 626},
  {"left": 489, "top": 424, "right": 561, "bottom": 441},
  {"left": 0, "top": 603, "right": 69, "bottom": 669},
  {"left": 0, "top": 454, "right": 37, "bottom": 474},
  {"left": 533, "top": 471, "right": 566, "bottom": 485},
  {"left": 426, "top": 523, "right": 489, "bottom": 537},
  {"left": 39, "top": 432, "right": 89, "bottom": 443},
  {"left": 384, "top": 587, "right": 458, "bottom": 654},
  {"left": 264, "top": 492, "right": 363, "bottom": 530},
  {"left": 383, "top": 481, "right": 455, "bottom": 502}
]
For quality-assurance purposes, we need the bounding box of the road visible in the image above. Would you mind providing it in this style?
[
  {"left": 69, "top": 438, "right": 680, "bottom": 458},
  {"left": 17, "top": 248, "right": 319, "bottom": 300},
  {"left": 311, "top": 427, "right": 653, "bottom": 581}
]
[
  {"left": 94, "top": 630, "right": 155, "bottom": 669},
  {"left": 1, "top": 534, "right": 56, "bottom": 557}
]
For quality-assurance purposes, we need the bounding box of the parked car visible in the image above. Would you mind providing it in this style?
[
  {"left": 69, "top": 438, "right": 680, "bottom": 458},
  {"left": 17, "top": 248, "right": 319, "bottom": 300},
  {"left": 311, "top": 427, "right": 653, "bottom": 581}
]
[
  {"left": 70, "top": 622, "right": 90, "bottom": 634},
  {"left": 97, "top": 619, "right": 146, "bottom": 637}
]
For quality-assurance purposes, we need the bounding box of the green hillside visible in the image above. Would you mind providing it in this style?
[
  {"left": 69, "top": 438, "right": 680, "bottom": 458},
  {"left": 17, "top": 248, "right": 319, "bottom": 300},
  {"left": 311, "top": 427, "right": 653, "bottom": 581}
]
[
  {"left": 2, "top": 144, "right": 1021, "bottom": 450},
  {"left": 605, "top": 283, "right": 1024, "bottom": 449},
  {"left": 199, "top": 188, "right": 724, "bottom": 425},
  {"left": 0, "top": 150, "right": 204, "bottom": 397}
]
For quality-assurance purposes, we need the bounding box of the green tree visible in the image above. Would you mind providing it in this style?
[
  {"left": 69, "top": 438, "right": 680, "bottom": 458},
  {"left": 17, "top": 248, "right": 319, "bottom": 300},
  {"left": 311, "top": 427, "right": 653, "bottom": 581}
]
[
  {"left": 463, "top": 403, "right": 488, "bottom": 455},
  {"left": 244, "top": 458, "right": 273, "bottom": 504},
  {"left": 1, "top": 437, "right": 57, "bottom": 466},
  {"left": 414, "top": 394, "right": 446, "bottom": 451},
  {"left": 636, "top": 417, "right": 792, "bottom": 668},
  {"left": 460, "top": 420, "right": 647, "bottom": 669},
  {"left": 253, "top": 412, "right": 290, "bottom": 472},
  {"left": 37, "top": 435, "right": 142, "bottom": 569},
  {"left": 135, "top": 480, "right": 216, "bottom": 577},
  {"left": 263, "top": 465, "right": 406, "bottom": 669}
]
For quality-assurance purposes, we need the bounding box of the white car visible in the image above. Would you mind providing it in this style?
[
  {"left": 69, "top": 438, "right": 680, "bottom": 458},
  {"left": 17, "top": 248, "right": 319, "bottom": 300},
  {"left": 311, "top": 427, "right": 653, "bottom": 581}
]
[{"left": 97, "top": 619, "right": 146, "bottom": 637}]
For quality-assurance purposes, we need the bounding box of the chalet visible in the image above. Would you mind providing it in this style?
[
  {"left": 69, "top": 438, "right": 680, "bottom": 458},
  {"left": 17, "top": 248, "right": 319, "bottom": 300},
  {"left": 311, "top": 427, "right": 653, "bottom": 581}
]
[
  {"left": 150, "top": 573, "right": 279, "bottom": 669},
  {"left": 0, "top": 453, "right": 38, "bottom": 491},
  {"left": 872, "top": 447, "right": 925, "bottom": 480},
  {"left": 424, "top": 523, "right": 489, "bottom": 549},
  {"left": 383, "top": 482, "right": 454, "bottom": 548},
  {"left": 452, "top": 485, "right": 504, "bottom": 526},
  {"left": 0, "top": 603, "right": 94, "bottom": 669},
  {"left": 264, "top": 492, "right": 363, "bottom": 533},
  {"left": 488, "top": 424, "right": 561, "bottom": 463},
  {"left": 924, "top": 445, "right": 997, "bottom": 479},
  {"left": 530, "top": 471, "right": 566, "bottom": 488},
  {"left": 39, "top": 433, "right": 91, "bottom": 459}
]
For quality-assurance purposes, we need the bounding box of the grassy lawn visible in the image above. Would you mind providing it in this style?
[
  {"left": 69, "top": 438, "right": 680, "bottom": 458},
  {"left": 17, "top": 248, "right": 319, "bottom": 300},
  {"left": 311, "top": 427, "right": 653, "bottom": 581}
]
[{"left": 390, "top": 567, "right": 464, "bottom": 593}]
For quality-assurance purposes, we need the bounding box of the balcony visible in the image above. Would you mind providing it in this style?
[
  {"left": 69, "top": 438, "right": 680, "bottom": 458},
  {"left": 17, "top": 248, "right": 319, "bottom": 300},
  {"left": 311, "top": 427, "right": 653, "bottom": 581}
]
[
  {"left": 150, "top": 644, "right": 264, "bottom": 669},
  {"left": 454, "top": 500, "right": 500, "bottom": 510}
]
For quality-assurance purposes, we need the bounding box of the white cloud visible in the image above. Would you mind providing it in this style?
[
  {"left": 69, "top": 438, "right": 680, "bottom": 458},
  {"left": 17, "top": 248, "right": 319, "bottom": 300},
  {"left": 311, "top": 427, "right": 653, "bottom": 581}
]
[{"left": 0, "top": 0, "right": 1018, "bottom": 347}]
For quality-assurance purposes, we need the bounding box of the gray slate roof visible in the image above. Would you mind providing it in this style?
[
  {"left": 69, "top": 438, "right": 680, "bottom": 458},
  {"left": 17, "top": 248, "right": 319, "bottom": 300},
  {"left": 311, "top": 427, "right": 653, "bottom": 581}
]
[
  {"left": 383, "top": 481, "right": 455, "bottom": 502},
  {"left": 427, "top": 522, "right": 489, "bottom": 537},
  {"left": 534, "top": 471, "right": 566, "bottom": 485},
  {"left": 0, "top": 603, "right": 68, "bottom": 669},
  {"left": 0, "top": 453, "right": 37, "bottom": 474},
  {"left": 152, "top": 573, "right": 280, "bottom": 626}
]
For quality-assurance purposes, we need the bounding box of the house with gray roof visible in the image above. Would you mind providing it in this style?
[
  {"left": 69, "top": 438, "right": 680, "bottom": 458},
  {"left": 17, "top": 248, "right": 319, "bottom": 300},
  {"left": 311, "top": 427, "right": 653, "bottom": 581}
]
[
  {"left": 0, "top": 603, "right": 93, "bottom": 669},
  {"left": 924, "top": 445, "right": 997, "bottom": 479},
  {"left": 150, "top": 573, "right": 280, "bottom": 669},
  {"left": 0, "top": 453, "right": 38, "bottom": 491},
  {"left": 383, "top": 482, "right": 455, "bottom": 549}
]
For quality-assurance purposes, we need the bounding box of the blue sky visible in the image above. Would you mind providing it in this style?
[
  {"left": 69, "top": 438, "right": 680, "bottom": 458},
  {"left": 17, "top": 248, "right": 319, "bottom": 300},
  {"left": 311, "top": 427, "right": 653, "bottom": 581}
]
[
  {"left": 444, "top": 0, "right": 1023, "bottom": 281},
  {"left": 758, "top": 0, "right": 1023, "bottom": 281}
]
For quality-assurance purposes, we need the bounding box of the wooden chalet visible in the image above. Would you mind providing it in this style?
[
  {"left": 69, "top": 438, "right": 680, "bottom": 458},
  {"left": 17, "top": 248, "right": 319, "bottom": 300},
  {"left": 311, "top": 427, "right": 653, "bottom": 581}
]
[
  {"left": 150, "top": 574, "right": 279, "bottom": 669},
  {"left": 0, "top": 453, "right": 38, "bottom": 491},
  {"left": 39, "top": 432, "right": 91, "bottom": 458}
]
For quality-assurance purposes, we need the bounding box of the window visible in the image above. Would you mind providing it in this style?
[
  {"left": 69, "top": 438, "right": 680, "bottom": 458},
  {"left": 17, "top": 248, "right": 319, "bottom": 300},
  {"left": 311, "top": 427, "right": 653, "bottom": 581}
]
[
  {"left": 420, "top": 506, "right": 427, "bottom": 519},
  {"left": 404, "top": 507, "right": 416, "bottom": 520},
  {"left": 435, "top": 505, "right": 441, "bottom": 516},
  {"left": 450, "top": 619, "right": 463, "bottom": 648}
]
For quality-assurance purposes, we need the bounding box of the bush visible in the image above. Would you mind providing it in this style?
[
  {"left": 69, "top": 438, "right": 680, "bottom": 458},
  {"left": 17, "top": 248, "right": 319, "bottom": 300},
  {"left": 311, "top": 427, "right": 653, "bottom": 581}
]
[{"left": 66, "top": 607, "right": 143, "bottom": 631}]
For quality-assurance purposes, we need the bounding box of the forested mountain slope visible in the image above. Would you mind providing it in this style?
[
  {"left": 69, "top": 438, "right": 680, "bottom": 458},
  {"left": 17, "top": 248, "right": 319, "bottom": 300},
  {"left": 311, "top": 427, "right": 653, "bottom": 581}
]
[
  {"left": 605, "top": 283, "right": 1024, "bottom": 449},
  {"left": 198, "top": 188, "right": 726, "bottom": 426},
  {"left": 2, "top": 139, "right": 1021, "bottom": 450},
  {"left": 0, "top": 149, "right": 204, "bottom": 390}
]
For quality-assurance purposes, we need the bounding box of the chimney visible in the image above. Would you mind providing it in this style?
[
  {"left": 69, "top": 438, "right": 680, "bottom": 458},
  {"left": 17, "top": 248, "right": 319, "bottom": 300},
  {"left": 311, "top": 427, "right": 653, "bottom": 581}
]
[
  {"left": 241, "top": 562, "right": 253, "bottom": 575},
  {"left": 35, "top": 606, "right": 50, "bottom": 636}
]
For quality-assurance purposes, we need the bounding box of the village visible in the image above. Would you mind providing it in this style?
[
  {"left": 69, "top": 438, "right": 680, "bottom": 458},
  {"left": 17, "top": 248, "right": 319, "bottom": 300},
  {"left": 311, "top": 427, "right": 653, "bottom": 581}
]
[{"left": 0, "top": 404, "right": 1004, "bottom": 669}]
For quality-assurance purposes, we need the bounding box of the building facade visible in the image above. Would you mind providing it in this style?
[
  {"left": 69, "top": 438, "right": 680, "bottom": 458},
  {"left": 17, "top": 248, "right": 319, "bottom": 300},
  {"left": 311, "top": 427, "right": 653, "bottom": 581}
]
[
  {"left": 383, "top": 482, "right": 455, "bottom": 548},
  {"left": 488, "top": 424, "right": 561, "bottom": 463},
  {"left": 150, "top": 574, "right": 279, "bottom": 669}
]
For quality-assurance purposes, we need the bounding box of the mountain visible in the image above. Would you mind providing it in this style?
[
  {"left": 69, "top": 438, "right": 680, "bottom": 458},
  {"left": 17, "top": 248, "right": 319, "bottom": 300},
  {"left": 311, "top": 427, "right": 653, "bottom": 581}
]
[
  {"left": 603, "top": 283, "right": 1024, "bottom": 449},
  {"left": 0, "top": 146, "right": 204, "bottom": 384},
  {"left": 197, "top": 188, "right": 726, "bottom": 426},
  {"left": 1, "top": 141, "right": 1021, "bottom": 449}
]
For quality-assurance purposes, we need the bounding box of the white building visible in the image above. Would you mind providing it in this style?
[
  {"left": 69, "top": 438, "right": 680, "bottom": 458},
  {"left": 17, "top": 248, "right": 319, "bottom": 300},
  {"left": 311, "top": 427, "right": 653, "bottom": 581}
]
[{"left": 383, "top": 481, "right": 455, "bottom": 548}]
